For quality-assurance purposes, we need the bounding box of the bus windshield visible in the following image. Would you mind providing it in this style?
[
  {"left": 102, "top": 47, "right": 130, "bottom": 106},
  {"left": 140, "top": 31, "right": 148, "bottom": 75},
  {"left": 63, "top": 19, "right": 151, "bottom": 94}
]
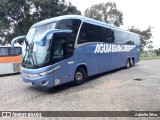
[
  {"left": 23, "top": 32, "right": 76, "bottom": 68},
  {"left": 22, "top": 38, "right": 51, "bottom": 68},
  {"left": 22, "top": 19, "right": 81, "bottom": 68},
  {"left": 26, "top": 22, "right": 56, "bottom": 43}
]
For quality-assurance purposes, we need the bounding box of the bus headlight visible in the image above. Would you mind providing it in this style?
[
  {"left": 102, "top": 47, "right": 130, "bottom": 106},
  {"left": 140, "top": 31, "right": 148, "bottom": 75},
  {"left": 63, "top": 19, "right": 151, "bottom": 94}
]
[
  {"left": 38, "top": 68, "right": 55, "bottom": 76},
  {"left": 22, "top": 65, "right": 61, "bottom": 78},
  {"left": 38, "top": 65, "right": 61, "bottom": 76},
  {"left": 38, "top": 71, "right": 48, "bottom": 76},
  {"left": 21, "top": 72, "right": 39, "bottom": 78}
]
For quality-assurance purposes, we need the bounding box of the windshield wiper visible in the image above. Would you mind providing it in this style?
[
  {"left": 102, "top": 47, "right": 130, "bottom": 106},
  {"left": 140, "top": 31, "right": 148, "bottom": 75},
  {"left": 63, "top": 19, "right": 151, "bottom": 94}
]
[
  {"left": 23, "top": 43, "right": 39, "bottom": 69},
  {"left": 10, "top": 35, "right": 38, "bottom": 68}
]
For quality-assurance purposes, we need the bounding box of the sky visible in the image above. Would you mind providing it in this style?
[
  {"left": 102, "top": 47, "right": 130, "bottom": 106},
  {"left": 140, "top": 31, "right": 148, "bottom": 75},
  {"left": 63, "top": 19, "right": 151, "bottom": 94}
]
[{"left": 67, "top": 0, "right": 160, "bottom": 49}]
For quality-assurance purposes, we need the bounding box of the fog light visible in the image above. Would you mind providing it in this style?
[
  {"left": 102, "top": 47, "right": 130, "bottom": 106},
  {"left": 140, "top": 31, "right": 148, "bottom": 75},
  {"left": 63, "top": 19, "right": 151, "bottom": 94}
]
[{"left": 42, "top": 80, "right": 49, "bottom": 85}]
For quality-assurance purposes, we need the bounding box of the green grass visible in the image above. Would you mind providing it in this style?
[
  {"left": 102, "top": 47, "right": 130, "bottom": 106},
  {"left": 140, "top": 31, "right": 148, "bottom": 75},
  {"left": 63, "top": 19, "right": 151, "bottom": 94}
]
[{"left": 140, "top": 56, "right": 160, "bottom": 60}]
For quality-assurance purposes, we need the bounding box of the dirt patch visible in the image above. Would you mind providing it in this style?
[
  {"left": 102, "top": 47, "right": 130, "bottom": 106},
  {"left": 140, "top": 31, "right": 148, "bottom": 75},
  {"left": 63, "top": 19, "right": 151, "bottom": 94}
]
[{"left": 133, "top": 78, "right": 143, "bottom": 81}]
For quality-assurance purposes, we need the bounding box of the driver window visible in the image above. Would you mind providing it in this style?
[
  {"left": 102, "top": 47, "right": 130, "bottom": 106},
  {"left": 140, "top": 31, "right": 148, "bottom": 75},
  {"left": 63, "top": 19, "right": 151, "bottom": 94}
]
[
  {"left": 52, "top": 32, "right": 75, "bottom": 63},
  {"left": 53, "top": 39, "right": 66, "bottom": 58}
]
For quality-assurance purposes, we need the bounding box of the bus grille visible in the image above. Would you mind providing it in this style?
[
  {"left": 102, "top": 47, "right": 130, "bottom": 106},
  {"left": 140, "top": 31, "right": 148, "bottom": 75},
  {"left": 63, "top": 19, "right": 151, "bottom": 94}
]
[{"left": 13, "top": 63, "right": 21, "bottom": 72}]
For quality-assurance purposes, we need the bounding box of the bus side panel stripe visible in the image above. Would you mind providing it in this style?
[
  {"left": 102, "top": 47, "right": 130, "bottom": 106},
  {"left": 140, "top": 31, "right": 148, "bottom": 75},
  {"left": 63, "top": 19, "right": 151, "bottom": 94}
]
[{"left": 0, "top": 55, "right": 22, "bottom": 63}]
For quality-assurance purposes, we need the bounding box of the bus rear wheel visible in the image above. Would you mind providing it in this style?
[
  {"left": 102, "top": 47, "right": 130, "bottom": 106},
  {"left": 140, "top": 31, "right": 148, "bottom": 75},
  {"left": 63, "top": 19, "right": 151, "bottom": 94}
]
[
  {"left": 73, "top": 68, "right": 87, "bottom": 85},
  {"left": 125, "top": 59, "right": 131, "bottom": 69},
  {"left": 130, "top": 58, "right": 135, "bottom": 67}
]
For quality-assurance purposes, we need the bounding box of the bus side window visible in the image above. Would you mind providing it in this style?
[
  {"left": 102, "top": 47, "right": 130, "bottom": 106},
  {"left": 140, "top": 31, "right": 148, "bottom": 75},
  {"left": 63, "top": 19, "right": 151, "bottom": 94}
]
[
  {"left": 97, "top": 26, "right": 115, "bottom": 43},
  {"left": 56, "top": 19, "right": 81, "bottom": 43},
  {"left": 78, "top": 22, "right": 115, "bottom": 44},
  {"left": 15, "top": 47, "right": 22, "bottom": 55},
  {"left": 60, "top": 33, "right": 75, "bottom": 57},
  {"left": 10, "top": 47, "right": 22, "bottom": 55},
  {"left": 1, "top": 48, "right": 9, "bottom": 56},
  {"left": 10, "top": 48, "right": 16, "bottom": 55},
  {"left": 78, "top": 22, "right": 98, "bottom": 44},
  {"left": 78, "top": 23, "right": 88, "bottom": 44},
  {"left": 0, "top": 48, "right": 1, "bottom": 56}
]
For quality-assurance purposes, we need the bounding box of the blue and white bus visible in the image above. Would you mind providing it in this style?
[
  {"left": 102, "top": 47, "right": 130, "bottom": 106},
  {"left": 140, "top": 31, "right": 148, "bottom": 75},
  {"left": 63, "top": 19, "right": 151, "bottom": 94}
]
[{"left": 11, "top": 15, "right": 140, "bottom": 88}]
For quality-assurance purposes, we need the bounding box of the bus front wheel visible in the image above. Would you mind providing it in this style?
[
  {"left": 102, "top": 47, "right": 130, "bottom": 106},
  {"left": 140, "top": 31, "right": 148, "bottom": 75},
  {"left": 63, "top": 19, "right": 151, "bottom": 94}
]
[{"left": 74, "top": 68, "right": 87, "bottom": 85}]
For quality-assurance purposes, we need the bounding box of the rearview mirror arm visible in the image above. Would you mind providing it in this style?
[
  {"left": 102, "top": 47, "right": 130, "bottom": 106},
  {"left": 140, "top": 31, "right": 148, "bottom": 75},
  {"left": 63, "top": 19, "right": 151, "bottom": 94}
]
[{"left": 11, "top": 35, "right": 26, "bottom": 48}]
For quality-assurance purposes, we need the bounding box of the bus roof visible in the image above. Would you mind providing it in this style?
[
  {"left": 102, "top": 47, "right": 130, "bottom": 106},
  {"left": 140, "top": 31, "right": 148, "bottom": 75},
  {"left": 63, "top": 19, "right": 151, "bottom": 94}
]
[
  {"left": 31, "top": 15, "right": 115, "bottom": 28},
  {"left": 31, "top": 15, "right": 139, "bottom": 36}
]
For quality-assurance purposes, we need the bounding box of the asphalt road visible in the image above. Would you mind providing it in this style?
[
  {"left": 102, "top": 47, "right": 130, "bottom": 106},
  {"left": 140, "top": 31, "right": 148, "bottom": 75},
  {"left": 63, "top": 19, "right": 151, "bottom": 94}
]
[{"left": 0, "top": 59, "right": 160, "bottom": 119}]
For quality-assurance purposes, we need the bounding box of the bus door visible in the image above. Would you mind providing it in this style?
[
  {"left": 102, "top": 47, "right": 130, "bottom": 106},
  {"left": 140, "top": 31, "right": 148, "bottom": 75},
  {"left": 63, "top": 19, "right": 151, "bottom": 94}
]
[
  {"left": 52, "top": 32, "right": 77, "bottom": 86},
  {"left": 51, "top": 38, "right": 68, "bottom": 86},
  {"left": 52, "top": 47, "right": 77, "bottom": 86}
]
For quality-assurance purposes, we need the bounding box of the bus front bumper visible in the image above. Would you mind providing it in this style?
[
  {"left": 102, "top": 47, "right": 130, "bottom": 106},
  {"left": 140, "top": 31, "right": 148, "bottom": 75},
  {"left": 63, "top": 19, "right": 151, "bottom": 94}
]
[{"left": 21, "top": 72, "right": 54, "bottom": 88}]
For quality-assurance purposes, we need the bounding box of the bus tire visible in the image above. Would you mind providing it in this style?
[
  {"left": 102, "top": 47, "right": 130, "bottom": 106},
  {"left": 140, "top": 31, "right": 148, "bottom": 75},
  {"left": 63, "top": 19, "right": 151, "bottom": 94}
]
[
  {"left": 125, "top": 59, "right": 131, "bottom": 69},
  {"left": 130, "top": 58, "right": 135, "bottom": 67},
  {"left": 73, "top": 68, "right": 87, "bottom": 85}
]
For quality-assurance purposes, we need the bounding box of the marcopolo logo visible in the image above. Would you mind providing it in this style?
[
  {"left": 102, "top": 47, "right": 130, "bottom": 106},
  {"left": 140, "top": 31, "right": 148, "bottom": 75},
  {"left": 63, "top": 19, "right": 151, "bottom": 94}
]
[{"left": 94, "top": 44, "right": 136, "bottom": 53}]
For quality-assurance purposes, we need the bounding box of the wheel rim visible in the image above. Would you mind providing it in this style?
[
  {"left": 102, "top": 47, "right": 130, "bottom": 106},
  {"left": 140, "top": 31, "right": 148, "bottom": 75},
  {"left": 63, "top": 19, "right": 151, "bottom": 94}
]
[
  {"left": 127, "top": 61, "right": 130, "bottom": 67},
  {"left": 132, "top": 59, "right": 134, "bottom": 64},
  {"left": 75, "top": 72, "right": 83, "bottom": 81},
  {"left": 131, "top": 59, "right": 133, "bottom": 64}
]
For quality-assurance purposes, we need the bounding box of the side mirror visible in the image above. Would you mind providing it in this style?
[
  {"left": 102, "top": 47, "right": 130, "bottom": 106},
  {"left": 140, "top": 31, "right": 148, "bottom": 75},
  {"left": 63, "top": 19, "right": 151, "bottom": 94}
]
[
  {"left": 11, "top": 35, "right": 26, "bottom": 48},
  {"left": 35, "top": 29, "right": 72, "bottom": 46},
  {"left": 35, "top": 32, "right": 53, "bottom": 46}
]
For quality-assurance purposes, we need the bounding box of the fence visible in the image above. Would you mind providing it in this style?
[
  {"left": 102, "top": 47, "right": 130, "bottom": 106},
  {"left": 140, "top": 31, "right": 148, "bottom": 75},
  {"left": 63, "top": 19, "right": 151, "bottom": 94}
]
[{"left": 141, "top": 50, "right": 160, "bottom": 58}]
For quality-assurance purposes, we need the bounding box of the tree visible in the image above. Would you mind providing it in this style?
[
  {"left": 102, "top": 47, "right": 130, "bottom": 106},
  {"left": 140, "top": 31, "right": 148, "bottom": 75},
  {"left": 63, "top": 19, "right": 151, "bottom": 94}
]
[
  {"left": 128, "top": 26, "right": 152, "bottom": 47},
  {"left": 32, "top": 0, "right": 81, "bottom": 20},
  {"left": 85, "top": 2, "right": 123, "bottom": 27},
  {"left": 0, "top": 0, "right": 81, "bottom": 43},
  {"left": 146, "top": 40, "right": 154, "bottom": 51}
]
